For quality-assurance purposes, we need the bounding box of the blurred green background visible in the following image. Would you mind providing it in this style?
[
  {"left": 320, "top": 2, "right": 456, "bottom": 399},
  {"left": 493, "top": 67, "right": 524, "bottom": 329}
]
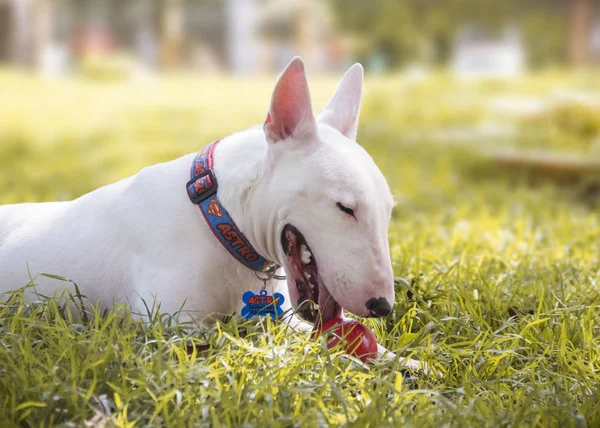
[
  {"left": 2, "top": 69, "right": 600, "bottom": 205},
  {"left": 1, "top": 0, "right": 600, "bottom": 205},
  {"left": 2, "top": 0, "right": 600, "bottom": 293}
]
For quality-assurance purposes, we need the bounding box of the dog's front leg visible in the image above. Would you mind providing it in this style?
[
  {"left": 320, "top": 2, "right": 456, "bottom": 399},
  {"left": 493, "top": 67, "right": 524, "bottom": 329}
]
[
  {"left": 281, "top": 312, "right": 314, "bottom": 333},
  {"left": 376, "top": 343, "right": 433, "bottom": 373},
  {"left": 274, "top": 281, "right": 437, "bottom": 375},
  {"left": 279, "top": 313, "right": 436, "bottom": 375}
]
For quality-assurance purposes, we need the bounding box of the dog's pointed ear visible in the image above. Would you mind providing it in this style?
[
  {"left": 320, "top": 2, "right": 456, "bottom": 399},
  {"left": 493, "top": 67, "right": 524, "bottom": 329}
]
[
  {"left": 264, "top": 57, "right": 317, "bottom": 145},
  {"left": 317, "top": 63, "right": 363, "bottom": 141}
]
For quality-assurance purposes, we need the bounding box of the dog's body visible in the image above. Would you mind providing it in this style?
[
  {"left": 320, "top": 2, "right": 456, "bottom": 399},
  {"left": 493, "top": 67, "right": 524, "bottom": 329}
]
[
  {"left": 0, "top": 58, "right": 428, "bottom": 371},
  {"left": 0, "top": 129, "right": 294, "bottom": 321}
]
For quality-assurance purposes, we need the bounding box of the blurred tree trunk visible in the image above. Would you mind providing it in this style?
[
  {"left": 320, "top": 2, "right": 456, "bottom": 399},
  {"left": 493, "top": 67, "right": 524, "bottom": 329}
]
[
  {"left": 0, "top": 3, "right": 12, "bottom": 63},
  {"left": 159, "top": 0, "right": 183, "bottom": 70},
  {"left": 133, "top": 0, "right": 159, "bottom": 71},
  {"left": 31, "top": 0, "right": 52, "bottom": 70},
  {"left": 569, "top": 0, "right": 592, "bottom": 67}
]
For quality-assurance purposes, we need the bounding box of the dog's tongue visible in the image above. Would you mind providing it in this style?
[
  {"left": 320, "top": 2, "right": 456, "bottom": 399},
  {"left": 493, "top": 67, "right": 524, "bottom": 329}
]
[{"left": 316, "top": 282, "right": 343, "bottom": 329}]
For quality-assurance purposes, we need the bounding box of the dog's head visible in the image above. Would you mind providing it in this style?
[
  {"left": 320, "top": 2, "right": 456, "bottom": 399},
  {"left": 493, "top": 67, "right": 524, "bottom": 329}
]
[{"left": 264, "top": 58, "right": 395, "bottom": 327}]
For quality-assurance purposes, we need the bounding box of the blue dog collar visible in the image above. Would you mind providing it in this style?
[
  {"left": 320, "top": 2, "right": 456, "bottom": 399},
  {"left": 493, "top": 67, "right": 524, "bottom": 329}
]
[{"left": 186, "top": 139, "right": 279, "bottom": 274}]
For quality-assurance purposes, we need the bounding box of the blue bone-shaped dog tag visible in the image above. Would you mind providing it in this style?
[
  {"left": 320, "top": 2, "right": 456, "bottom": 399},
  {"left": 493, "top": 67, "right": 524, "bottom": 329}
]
[{"left": 241, "top": 289, "right": 285, "bottom": 319}]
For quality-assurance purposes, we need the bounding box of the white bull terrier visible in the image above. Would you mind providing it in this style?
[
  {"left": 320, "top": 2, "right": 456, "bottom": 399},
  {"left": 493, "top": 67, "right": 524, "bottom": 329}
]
[{"left": 0, "top": 58, "right": 425, "bottom": 371}]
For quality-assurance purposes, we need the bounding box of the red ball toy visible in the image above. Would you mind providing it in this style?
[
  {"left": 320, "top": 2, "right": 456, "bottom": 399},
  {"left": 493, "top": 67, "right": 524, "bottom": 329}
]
[{"left": 312, "top": 318, "right": 379, "bottom": 363}]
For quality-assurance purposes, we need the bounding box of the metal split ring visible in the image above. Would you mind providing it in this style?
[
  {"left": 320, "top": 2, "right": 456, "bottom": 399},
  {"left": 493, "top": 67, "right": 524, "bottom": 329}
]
[{"left": 252, "top": 268, "right": 286, "bottom": 282}]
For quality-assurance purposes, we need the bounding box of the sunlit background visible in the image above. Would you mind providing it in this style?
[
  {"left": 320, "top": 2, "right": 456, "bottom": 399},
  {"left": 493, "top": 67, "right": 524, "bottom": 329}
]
[{"left": 1, "top": 0, "right": 600, "bottom": 205}]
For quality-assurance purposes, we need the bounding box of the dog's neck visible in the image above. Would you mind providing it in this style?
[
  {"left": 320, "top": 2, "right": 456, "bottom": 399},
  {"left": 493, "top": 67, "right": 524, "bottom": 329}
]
[{"left": 208, "top": 126, "right": 283, "bottom": 267}]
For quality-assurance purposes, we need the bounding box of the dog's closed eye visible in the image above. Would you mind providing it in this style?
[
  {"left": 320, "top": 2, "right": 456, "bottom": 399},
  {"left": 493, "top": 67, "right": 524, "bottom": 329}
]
[{"left": 336, "top": 202, "right": 356, "bottom": 219}]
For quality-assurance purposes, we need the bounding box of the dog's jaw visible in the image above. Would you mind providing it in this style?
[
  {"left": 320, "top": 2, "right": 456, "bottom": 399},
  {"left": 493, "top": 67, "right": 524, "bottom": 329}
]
[{"left": 281, "top": 224, "right": 343, "bottom": 327}]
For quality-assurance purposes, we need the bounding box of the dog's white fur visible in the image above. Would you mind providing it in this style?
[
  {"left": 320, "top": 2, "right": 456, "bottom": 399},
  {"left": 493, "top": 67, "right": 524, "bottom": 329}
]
[{"left": 0, "top": 58, "right": 426, "bottom": 371}]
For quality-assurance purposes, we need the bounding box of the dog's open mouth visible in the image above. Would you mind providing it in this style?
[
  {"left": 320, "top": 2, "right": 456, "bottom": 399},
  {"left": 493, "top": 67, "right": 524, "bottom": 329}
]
[{"left": 281, "top": 224, "right": 343, "bottom": 328}]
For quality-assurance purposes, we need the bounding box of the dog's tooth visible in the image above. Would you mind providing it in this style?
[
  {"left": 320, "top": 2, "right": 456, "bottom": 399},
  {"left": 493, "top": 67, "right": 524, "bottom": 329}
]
[
  {"left": 304, "top": 272, "right": 311, "bottom": 280},
  {"left": 300, "top": 244, "right": 312, "bottom": 265}
]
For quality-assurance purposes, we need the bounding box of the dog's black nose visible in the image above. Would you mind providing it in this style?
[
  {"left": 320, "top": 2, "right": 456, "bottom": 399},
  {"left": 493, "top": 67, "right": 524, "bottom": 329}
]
[{"left": 365, "top": 297, "right": 392, "bottom": 317}]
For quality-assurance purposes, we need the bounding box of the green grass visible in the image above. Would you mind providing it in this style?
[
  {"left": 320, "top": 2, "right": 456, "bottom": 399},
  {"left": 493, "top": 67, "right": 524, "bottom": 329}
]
[{"left": 1, "top": 70, "right": 600, "bottom": 426}]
